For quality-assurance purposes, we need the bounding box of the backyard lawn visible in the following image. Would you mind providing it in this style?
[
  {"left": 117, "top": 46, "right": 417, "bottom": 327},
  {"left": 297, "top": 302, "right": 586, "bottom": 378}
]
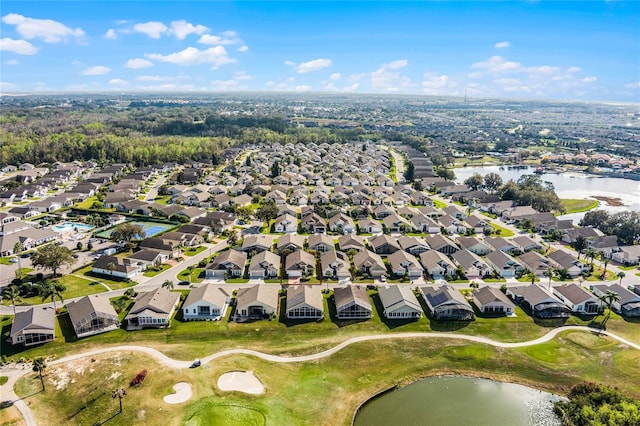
[
  {"left": 143, "top": 264, "right": 172, "bottom": 277},
  {"left": 183, "top": 246, "right": 207, "bottom": 257},
  {"left": 490, "top": 223, "right": 515, "bottom": 237},
  {"left": 560, "top": 198, "right": 599, "bottom": 214}
]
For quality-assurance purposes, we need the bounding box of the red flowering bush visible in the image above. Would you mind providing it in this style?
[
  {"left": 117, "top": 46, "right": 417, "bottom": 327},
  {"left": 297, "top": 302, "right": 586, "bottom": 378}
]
[{"left": 130, "top": 369, "right": 147, "bottom": 387}]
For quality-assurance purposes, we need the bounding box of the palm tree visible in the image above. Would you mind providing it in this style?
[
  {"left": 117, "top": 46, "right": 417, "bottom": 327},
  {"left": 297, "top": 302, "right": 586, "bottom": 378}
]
[
  {"left": 107, "top": 262, "right": 116, "bottom": 276},
  {"left": 2, "top": 285, "right": 22, "bottom": 315},
  {"left": 32, "top": 357, "right": 47, "bottom": 390},
  {"left": 586, "top": 248, "right": 598, "bottom": 268},
  {"left": 161, "top": 279, "right": 174, "bottom": 290},
  {"left": 601, "top": 253, "right": 610, "bottom": 279},
  {"left": 112, "top": 387, "right": 127, "bottom": 413},
  {"left": 543, "top": 268, "right": 555, "bottom": 290},
  {"left": 14, "top": 242, "right": 24, "bottom": 280},
  {"left": 523, "top": 270, "right": 538, "bottom": 286},
  {"left": 617, "top": 271, "right": 626, "bottom": 285},
  {"left": 40, "top": 280, "right": 66, "bottom": 310},
  {"left": 599, "top": 290, "right": 621, "bottom": 325}
]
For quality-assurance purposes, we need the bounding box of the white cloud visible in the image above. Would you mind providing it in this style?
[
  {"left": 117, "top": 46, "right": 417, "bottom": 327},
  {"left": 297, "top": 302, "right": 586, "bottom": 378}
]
[
  {"left": 370, "top": 59, "right": 411, "bottom": 92},
  {"left": 170, "top": 20, "right": 208, "bottom": 40},
  {"left": 494, "top": 41, "right": 510, "bottom": 49},
  {"left": 2, "top": 13, "right": 85, "bottom": 43},
  {"left": 0, "top": 81, "right": 18, "bottom": 91},
  {"left": 109, "top": 78, "right": 129, "bottom": 86},
  {"left": 286, "top": 58, "right": 332, "bottom": 74},
  {"left": 238, "top": 45, "right": 249, "bottom": 52},
  {"left": 421, "top": 73, "right": 457, "bottom": 95},
  {"left": 295, "top": 85, "right": 312, "bottom": 92},
  {"left": 198, "top": 32, "right": 241, "bottom": 45},
  {"left": 568, "top": 66, "right": 582, "bottom": 73},
  {"left": 133, "top": 21, "right": 167, "bottom": 39},
  {"left": 234, "top": 71, "right": 253, "bottom": 81},
  {"left": 0, "top": 37, "right": 38, "bottom": 55},
  {"left": 210, "top": 79, "right": 250, "bottom": 91},
  {"left": 342, "top": 82, "right": 359, "bottom": 92},
  {"left": 330, "top": 72, "right": 341, "bottom": 81},
  {"left": 624, "top": 81, "right": 640, "bottom": 89},
  {"left": 146, "top": 46, "right": 235, "bottom": 68},
  {"left": 105, "top": 28, "right": 117, "bottom": 40},
  {"left": 80, "top": 65, "right": 111, "bottom": 75},
  {"left": 125, "top": 58, "right": 153, "bottom": 69},
  {"left": 137, "top": 75, "right": 164, "bottom": 81},
  {"left": 4, "top": 59, "right": 19, "bottom": 65},
  {"left": 581, "top": 76, "right": 597, "bottom": 83},
  {"left": 472, "top": 56, "right": 522, "bottom": 73}
]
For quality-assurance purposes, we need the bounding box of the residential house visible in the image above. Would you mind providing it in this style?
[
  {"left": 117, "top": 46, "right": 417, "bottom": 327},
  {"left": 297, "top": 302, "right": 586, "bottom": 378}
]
[
  {"left": 358, "top": 219, "right": 382, "bottom": 234},
  {"left": 382, "top": 213, "right": 412, "bottom": 233},
  {"left": 241, "top": 235, "right": 274, "bottom": 253},
  {"left": 456, "top": 237, "right": 492, "bottom": 255},
  {"left": 439, "top": 215, "right": 467, "bottom": 234},
  {"left": 333, "top": 285, "right": 372, "bottom": 319},
  {"left": 428, "top": 235, "right": 459, "bottom": 255},
  {"left": 66, "top": 295, "right": 120, "bottom": 338},
  {"left": 464, "top": 214, "right": 492, "bottom": 234},
  {"left": 484, "top": 236, "right": 522, "bottom": 255},
  {"left": 553, "top": 284, "right": 602, "bottom": 315},
  {"left": 410, "top": 214, "right": 440, "bottom": 234},
  {"left": 353, "top": 250, "right": 387, "bottom": 278},
  {"left": 419, "top": 250, "right": 457, "bottom": 280},
  {"left": 182, "top": 285, "right": 230, "bottom": 321},
  {"left": 320, "top": 251, "right": 351, "bottom": 280},
  {"left": 248, "top": 250, "right": 281, "bottom": 279},
  {"left": 518, "top": 251, "right": 559, "bottom": 277},
  {"left": 397, "top": 236, "right": 430, "bottom": 256},
  {"left": 387, "top": 250, "right": 423, "bottom": 279},
  {"left": 206, "top": 249, "right": 247, "bottom": 278},
  {"left": 301, "top": 213, "right": 327, "bottom": 233},
  {"left": 471, "top": 286, "right": 515, "bottom": 315},
  {"left": 443, "top": 205, "right": 467, "bottom": 220},
  {"left": 92, "top": 255, "right": 138, "bottom": 279},
  {"left": 285, "top": 285, "right": 324, "bottom": 319},
  {"left": 485, "top": 250, "right": 523, "bottom": 278},
  {"left": 421, "top": 285, "right": 474, "bottom": 320},
  {"left": 368, "top": 234, "right": 400, "bottom": 255},
  {"left": 274, "top": 214, "right": 298, "bottom": 234},
  {"left": 124, "top": 249, "right": 166, "bottom": 272},
  {"left": 285, "top": 250, "right": 316, "bottom": 278},
  {"left": 378, "top": 286, "right": 422, "bottom": 319},
  {"left": 506, "top": 285, "right": 570, "bottom": 318},
  {"left": 592, "top": 284, "right": 640, "bottom": 318},
  {"left": 277, "top": 234, "right": 305, "bottom": 254},
  {"left": 337, "top": 234, "right": 366, "bottom": 252},
  {"left": 10, "top": 306, "right": 56, "bottom": 346},
  {"left": 451, "top": 249, "right": 491, "bottom": 280},
  {"left": 328, "top": 213, "right": 356, "bottom": 234},
  {"left": 548, "top": 250, "right": 586, "bottom": 277},
  {"left": 234, "top": 284, "right": 279, "bottom": 321},
  {"left": 139, "top": 238, "right": 181, "bottom": 258},
  {"left": 308, "top": 234, "right": 335, "bottom": 253},
  {"left": 512, "top": 236, "right": 543, "bottom": 252},
  {"left": 125, "top": 287, "right": 180, "bottom": 329}
]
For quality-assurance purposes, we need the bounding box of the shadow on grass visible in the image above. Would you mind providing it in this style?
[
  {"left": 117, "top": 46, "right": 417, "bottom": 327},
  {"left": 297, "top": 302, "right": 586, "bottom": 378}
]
[
  {"left": 0, "top": 320, "right": 55, "bottom": 358},
  {"left": 370, "top": 292, "right": 420, "bottom": 330},
  {"left": 277, "top": 296, "right": 324, "bottom": 328},
  {"left": 65, "top": 390, "right": 108, "bottom": 422},
  {"left": 58, "top": 312, "right": 79, "bottom": 343},
  {"left": 416, "top": 294, "right": 471, "bottom": 332},
  {"left": 93, "top": 410, "right": 122, "bottom": 426},
  {"left": 326, "top": 294, "right": 370, "bottom": 328}
]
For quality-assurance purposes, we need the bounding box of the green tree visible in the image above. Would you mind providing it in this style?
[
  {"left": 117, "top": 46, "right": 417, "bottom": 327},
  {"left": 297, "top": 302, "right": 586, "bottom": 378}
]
[
  {"left": 13, "top": 241, "right": 24, "bottom": 279},
  {"left": 270, "top": 160, "right": 281, "bottom": 177},
  {"left": 571, "top": 236, "right": 587, "bottom": 259},
  {"left": 2, "top": 285, "right": 22, "bottom": 315},
  {"left": 112, "top": 387, "right": 127, "bottom": 413},
  {"left": 483, "top": 172, "right": 503, "bottom": 193},
  {"left": 162, "top": 279, "right": 174, "bottom": 290},
  {"left": 543, "top": 267, "right": 555, "bottom": 289},
  {"left": 464, "top": 173, "right": 484, "bottom": 191},
  {"left": 585, "top": 248, "right": 598, "bottom": 268},
  {"left": 31, "top": 244, "right": 75, "bottom": 277},
  {"left": 617, "top": 271, "right": 625, "bottom": 285},
  {"left": 76, "top": 241, "right": 83, "bottom": 251},
  {"left": 403, "top": 161, "right": 415, "bottom": 182},
  {"left": 256, "top": 201, "right": 278, "bottom": 226},
  {"left": 158, "top": 184, "right": 170, "bottom": 196},
  {"left": 579, "top": 209, "right": 610, "bottom": 229},
  {"left": 111, "top": 222, "right": 145, "bottom": 248},
  {"left": 40, "top": 280, "right": 66, "bottom": 310},
  {"left": 523, "top": 271, "right": 538, "bottom": 286},
  {"left": 33, "top": 357, "right": 47, "bottom": 390}
]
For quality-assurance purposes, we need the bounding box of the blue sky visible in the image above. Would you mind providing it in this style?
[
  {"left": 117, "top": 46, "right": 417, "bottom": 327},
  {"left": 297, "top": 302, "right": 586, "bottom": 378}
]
[{"left": 1, "top": 1, "right": 639, "bottom": 101}]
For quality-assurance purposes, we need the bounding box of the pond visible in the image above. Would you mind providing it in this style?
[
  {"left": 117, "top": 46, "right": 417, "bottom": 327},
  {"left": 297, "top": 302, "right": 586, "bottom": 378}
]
[{"left": 354, "top": 376, "right": 563, "bottom": 426}]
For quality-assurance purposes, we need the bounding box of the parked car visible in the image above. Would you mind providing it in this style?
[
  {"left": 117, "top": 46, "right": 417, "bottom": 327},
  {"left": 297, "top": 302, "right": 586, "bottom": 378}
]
[
  {"left": 190, "top": 359, "right": 201, "bottom": 368},
  {"left": 9, "top": 257, "right": 18, "bottom": 263},
  {"left": 72, "top": 254, "right": 80, "bottom": 259},
  {"left": 179, "top": 280, "right": 190, "bottom": 286}
]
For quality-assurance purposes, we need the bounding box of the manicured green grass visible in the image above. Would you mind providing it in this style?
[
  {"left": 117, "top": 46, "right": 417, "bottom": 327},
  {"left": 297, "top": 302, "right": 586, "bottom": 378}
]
[
  {"left": 225, "top": 278, "right": 250, "bottom": 283},
  {"left": 433, "top": 199, "right": 447, "bottom": 209},
  {"left": 74, "top": 195, "right": 98, "bottom": 209},
  {"left": 153, "top": 195, "right": 171, "bottom": 205},
  {"left": 618, "top": 265, "right": 638, "bottom": 271},
  {"left": 490, "top": 223, "right": 515, "bottom": 237},
  {"left": 73, "top": 266, "right": 136, "bottom": 290},
  {"left": 0, "top": 376, "right": 7, "bottom": 385},
  {"left": 184, "top": 246, "right": 207, "bottom": 257},
  {"left": 560, "top": 198, "right": 599, "bottom": 215},
  {"left": 0, "top": 257, "right": 16, "bottom": 265},
  {"left": 12, "top": 328, "right": 640, "bottom": 426},
  {"left": 56, "top": 275, "right": 107, "bottom": 298},
  {"left": 143, "top": 264, "right": 172, "bottom": 277},
  {"left": 178, "top": 267, "right": 205, "bottom": 283}
]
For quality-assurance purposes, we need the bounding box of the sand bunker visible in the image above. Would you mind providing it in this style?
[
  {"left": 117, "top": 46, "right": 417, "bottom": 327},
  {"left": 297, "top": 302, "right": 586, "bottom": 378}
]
[
  {"left": 217, "top": 371, "right": 265, "bottom": 395},
  {"left": 163, "top": 382, "right": 193, "bottom": 404}
]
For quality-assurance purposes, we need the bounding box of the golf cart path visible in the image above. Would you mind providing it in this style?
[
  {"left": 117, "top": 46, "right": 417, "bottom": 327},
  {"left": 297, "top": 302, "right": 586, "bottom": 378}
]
[{"left": 3, "top": 325, "right": 638, "bottom": 426}]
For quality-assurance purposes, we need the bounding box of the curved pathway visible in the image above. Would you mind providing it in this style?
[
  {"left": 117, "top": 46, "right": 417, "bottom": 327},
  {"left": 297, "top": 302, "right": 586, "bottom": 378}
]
[{"left": 2, "top": 326, "right": 638, "bottom": 426}]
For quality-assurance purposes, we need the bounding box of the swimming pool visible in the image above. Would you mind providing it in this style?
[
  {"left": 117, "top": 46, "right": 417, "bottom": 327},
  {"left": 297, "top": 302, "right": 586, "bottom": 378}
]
[
  {"left": 52, "top": 222, "right": 95, "bottom": 233},
  {"left": 95, "top": 221, "right": 174, "bottom": 239}
]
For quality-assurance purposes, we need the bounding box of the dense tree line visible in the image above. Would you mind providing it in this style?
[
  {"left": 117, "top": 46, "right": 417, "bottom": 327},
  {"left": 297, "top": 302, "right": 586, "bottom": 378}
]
[
  {"left": 554, "top": 383, "right": 640, "bottom": 426},
  {"left": 580, "top": 210, "right": 640, "bottom": 245}
]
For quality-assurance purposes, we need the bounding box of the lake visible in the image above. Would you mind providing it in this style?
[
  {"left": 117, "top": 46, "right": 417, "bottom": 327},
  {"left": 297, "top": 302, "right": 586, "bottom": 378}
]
[
  {"left": 354, "top": 376, "right": 563, "bottom": 426},
  {"left": 453, "top": 165, "right": 640, "bottom": 223}
]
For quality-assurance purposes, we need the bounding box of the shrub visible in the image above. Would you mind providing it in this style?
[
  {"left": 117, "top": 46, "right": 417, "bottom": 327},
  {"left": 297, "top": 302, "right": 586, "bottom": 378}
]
[{"left": 130, "top": 369, "right": 148, "bottom": 387}]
